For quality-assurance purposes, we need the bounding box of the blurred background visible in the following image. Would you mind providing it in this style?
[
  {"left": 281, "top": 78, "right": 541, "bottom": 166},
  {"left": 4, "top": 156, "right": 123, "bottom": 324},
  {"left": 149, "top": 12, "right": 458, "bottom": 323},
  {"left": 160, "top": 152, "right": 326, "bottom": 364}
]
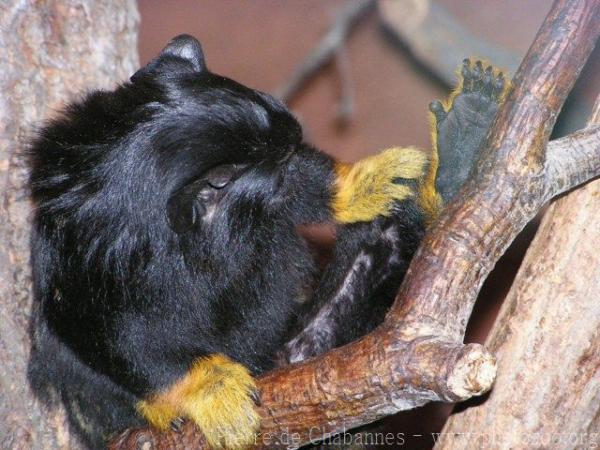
[
  {"left": 138, "top": 0, "right": 599, "bottom": 160},
  {"left": 137, "top": 2, "right": 599, "bottom": 448}
]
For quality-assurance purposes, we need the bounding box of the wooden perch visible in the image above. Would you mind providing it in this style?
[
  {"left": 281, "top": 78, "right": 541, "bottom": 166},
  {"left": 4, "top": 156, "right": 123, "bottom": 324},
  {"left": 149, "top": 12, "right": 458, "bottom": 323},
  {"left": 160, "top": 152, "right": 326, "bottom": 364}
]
[
  {"left": 434, "top": 99, "right": 600, "bottom": 450},
  {"left": 110, "top": 0, "right": 600, "bottom": 448}
]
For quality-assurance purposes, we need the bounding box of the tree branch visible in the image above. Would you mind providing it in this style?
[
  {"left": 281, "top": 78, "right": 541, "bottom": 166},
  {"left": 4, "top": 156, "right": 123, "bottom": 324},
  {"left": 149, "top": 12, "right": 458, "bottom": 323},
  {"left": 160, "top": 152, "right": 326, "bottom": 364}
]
[
  {"left": 110, "top": 0, "right": 600, "bottom": 448},
  {"left": 273, "top": 0, "right": 375, "bottom": 104},
  {"left": 545, "top": 123, "right": 600, "bottom": 200},
  {"left": 435, "top": 94, "right": 600, "bottom": 450}
]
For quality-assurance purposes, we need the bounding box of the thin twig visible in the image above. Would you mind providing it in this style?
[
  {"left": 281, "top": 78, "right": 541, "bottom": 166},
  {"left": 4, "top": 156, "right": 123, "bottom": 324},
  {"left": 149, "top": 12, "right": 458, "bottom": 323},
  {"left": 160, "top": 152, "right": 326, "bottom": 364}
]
[
  {"left": 333, "top": 44, "right": 355, "bottom": 127},
  {"left": 274, "top": 0, "right": 375, "bottom": 103}
]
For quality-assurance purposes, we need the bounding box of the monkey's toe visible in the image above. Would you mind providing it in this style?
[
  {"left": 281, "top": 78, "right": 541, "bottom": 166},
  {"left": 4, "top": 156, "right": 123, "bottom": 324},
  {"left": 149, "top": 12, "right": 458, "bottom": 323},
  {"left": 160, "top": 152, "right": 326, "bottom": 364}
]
[
  {"left": 460, "top": 59, "right": 508, "bottom": 103},
  {"left": 429, "top": 100, "right": 447, "bottom": 123}
]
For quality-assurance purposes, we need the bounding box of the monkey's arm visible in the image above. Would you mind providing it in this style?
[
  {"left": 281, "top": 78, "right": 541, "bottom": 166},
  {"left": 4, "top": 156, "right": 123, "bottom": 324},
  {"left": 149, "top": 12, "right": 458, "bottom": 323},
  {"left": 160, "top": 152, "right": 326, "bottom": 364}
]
[
  {"left": 281, "top": 147, "right": 431, "bottom": 363},
  {"left": 282, "top": 59, "right": 510, "bottom": 363}
]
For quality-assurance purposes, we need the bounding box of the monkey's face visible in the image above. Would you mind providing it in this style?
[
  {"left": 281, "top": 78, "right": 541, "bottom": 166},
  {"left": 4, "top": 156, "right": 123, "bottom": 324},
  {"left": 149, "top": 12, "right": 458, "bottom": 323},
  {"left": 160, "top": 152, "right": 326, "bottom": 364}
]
[
  {"left": 30, "top": 35, "right": 305, "bottom": 283},
  {"left": 127, "top": 36, "right": 306, "bottom": 273},
  {"left": 154, "top": 75, "right": 303, "bottom": 237}
]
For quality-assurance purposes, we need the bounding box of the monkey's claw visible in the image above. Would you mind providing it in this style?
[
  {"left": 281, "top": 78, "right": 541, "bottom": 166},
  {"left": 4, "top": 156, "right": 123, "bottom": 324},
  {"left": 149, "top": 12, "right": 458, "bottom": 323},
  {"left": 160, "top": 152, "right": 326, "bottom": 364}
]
[
  {"left": 170, "top": 417, "right": 186, "bottom": 432},
  {"left": 461, "top": 58, "right": 507, "bottom": 102},
  {"left": 251, "top": 388, "right": 262, "bottom": 407}
]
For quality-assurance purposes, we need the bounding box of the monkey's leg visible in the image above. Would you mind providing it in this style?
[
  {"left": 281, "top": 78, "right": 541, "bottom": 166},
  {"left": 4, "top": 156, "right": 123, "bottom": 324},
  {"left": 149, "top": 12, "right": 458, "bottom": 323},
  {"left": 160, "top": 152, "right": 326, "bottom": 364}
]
[
  {"left": 430, "top": 58, "right": 510, "bottom": 202},
  {"left": 281, "top": 60, "right": 511, "bottom": 365},
  {"left": 282, "top": 214, "right": 421, "bottom": 363},
  {"left": 280, "top": 147, "right": 429, "bottom": 363}
]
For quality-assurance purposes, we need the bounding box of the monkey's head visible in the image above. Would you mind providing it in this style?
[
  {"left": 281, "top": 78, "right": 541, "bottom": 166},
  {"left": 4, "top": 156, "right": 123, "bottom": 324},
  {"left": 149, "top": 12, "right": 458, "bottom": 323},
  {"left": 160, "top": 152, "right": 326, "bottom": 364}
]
[{"left": 30, "top": 35, "right": 305, "bottom": 281}]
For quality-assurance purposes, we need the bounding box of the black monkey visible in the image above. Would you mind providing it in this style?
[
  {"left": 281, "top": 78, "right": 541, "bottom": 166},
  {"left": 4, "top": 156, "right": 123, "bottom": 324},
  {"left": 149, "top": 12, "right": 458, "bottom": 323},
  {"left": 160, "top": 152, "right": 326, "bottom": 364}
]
[{"left": 27, "top": 35, "right": 509, "bottom": 449}]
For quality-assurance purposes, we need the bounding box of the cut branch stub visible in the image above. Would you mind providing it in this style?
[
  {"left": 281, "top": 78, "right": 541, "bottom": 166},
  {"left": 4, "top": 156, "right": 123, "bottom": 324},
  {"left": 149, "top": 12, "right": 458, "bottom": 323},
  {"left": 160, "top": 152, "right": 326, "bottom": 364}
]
[{"left": 111, "top": 332, "right": 496, "bottom": 450}]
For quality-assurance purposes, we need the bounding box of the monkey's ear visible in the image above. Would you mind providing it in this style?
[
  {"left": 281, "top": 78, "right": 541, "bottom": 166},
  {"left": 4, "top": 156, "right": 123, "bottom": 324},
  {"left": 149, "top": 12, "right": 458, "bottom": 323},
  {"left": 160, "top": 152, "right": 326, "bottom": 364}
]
[
  {"left": 158, "top": 34, "right": 206, "bottom": 72},
  {"left": 131, "top": 34, "right": 206, "bottom": 82}
]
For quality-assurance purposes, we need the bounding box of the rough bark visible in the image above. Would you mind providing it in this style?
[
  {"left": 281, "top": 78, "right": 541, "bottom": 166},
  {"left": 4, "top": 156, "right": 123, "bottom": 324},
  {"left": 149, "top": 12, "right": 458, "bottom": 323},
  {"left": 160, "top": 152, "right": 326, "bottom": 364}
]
[
  {"left": 0, "top": 1, "right": 139, "bottom": 449},
  {"left": 110, "top": 0, "right": 600, "bottom": 448},
  {"left": 433, "top": 100, "right": 600, "bottom": 450}
]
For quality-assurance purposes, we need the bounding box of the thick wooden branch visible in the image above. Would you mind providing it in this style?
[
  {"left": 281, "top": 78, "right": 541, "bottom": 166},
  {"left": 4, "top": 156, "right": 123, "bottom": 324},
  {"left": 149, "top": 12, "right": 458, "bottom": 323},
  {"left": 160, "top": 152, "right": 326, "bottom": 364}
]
[
  {"left": 110, "top": 0, "right": 600, "bottom": 448},
  {"left": 111, "top": 333, "right": 497, "bottom": 450},
  {"left": 435, "top": 96, "right": 600, "bottom": 450}
]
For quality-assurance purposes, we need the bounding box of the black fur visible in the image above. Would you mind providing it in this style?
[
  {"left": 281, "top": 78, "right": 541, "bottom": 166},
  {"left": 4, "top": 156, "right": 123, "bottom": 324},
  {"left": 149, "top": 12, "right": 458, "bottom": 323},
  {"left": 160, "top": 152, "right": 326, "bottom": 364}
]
[
  {"left": 27, "top": 36, "right": 501, "bottom": 449},
  {"left": 27, "top": 35, "right": 424, "bottom": 448}
]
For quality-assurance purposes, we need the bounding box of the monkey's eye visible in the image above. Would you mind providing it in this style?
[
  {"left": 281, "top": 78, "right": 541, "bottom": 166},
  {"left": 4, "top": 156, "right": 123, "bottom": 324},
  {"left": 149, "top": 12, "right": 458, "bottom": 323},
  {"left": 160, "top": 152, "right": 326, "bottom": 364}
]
[
  {"left": 166, "top": 163, "right": 247, "bottom": 234},
  {"left": 205, "top": 164, "right": 242, "bottom": 189}
]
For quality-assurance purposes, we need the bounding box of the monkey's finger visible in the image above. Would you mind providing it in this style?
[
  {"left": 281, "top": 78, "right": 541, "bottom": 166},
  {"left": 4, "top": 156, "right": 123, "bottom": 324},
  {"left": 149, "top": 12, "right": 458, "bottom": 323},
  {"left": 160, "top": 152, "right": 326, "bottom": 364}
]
[
  {"left": 429, "top": 100, "right": 447, "bottom": 124},
  {"left": 493, "top": 72, "right": 506, "bottom": 100},
  {"left": 170, "top": 417, "right": 186, "bottom": 432},
  {"left": 482, "top": 66, "right": 494, "bottom": 97},
  {"left": 251, "top": 388, "right": 262, "bottom": 407},
  {"left": 461, "top": 58, "right": 473, "bottom": 92}
]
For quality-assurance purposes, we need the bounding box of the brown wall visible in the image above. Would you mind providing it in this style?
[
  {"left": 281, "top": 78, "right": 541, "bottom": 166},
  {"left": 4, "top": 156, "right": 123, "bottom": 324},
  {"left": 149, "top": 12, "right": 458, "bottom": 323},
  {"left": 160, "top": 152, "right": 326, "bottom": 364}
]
[{"left": 138, "top": 0, "right": 571, "bottom": 163}]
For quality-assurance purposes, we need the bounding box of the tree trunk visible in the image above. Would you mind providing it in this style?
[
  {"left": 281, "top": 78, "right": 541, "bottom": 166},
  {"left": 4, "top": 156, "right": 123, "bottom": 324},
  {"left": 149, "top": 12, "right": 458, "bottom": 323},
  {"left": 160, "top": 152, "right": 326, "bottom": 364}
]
[
  {"left": 434, "top": 100, "right": 600, "bottom": 449},
  {"left": 0, "top": 1, "right": 139, "bottom": 448}
]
